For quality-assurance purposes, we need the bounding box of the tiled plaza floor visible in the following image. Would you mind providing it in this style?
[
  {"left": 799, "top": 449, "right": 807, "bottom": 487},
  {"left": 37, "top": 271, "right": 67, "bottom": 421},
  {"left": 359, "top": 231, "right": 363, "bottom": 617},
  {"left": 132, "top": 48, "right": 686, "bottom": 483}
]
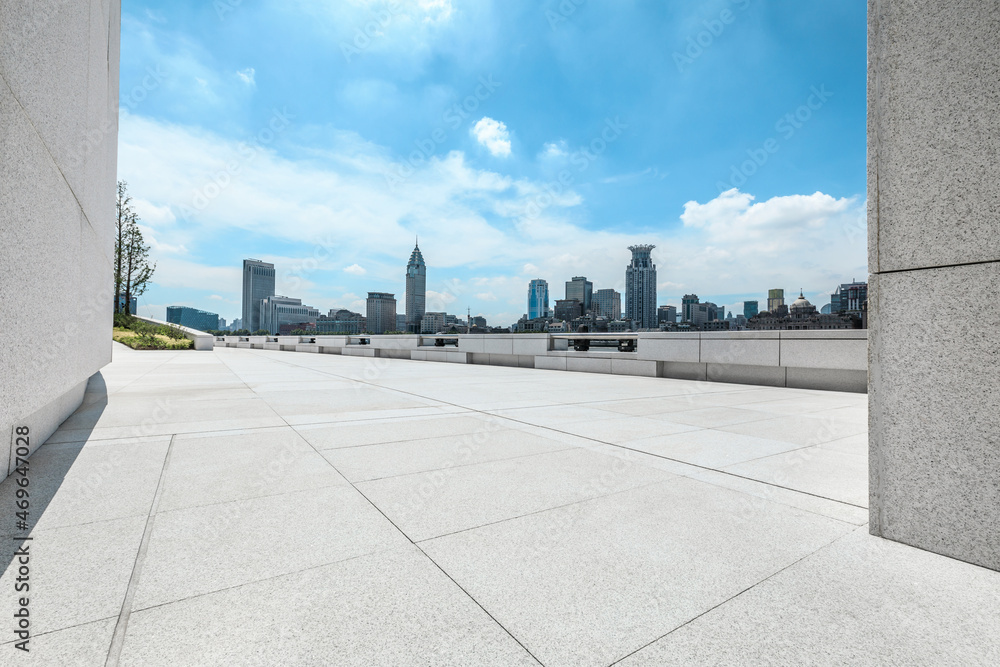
[{"left": 2, "top": 344, "right": 998, "bottom": 665}]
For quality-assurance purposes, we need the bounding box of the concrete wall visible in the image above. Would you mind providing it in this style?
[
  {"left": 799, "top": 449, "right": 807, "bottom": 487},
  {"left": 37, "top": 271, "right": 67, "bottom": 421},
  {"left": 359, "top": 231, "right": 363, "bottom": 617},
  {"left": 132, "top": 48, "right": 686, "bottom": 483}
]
[
  {"left": 868, "top": 0, "right": 1000, "bottom": 571},
  {"left": 0, "top": 2, "right": 121, "bottom": 475},
  {"left": 217, "top": 331, "right": 867, "bottom": 393}
]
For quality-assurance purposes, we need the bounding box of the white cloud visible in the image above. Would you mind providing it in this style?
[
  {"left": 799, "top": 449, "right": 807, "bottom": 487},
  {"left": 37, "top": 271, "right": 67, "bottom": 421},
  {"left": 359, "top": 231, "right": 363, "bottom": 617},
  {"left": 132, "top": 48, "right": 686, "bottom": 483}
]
[
  {"left": 540, "top": 141, "right": 567, "bottom": 159},
  {"left": 475, "top": 292, "right": 498, "bottom": 301},
  {"left": 236, "top": 67, "right": 256, "bottom": 86},
  {"left": 117, "top": 112, "right": 865, "bottom": 326},
  {"left": 471, "top": 117, "right": 511, "bottom": 157},
  {"left": 343, "top": 263, "right": 367, "bottom": 275}
]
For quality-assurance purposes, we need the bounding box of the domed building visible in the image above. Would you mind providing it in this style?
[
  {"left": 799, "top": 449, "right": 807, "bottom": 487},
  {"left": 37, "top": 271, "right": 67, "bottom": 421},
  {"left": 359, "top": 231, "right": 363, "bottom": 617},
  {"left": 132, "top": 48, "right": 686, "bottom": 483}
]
[
  {"left": 789, "top": 291, "right": 818, "bottom": 317},
  {"left": 748, "top": 290, "right": 862, "bottom": 330}
]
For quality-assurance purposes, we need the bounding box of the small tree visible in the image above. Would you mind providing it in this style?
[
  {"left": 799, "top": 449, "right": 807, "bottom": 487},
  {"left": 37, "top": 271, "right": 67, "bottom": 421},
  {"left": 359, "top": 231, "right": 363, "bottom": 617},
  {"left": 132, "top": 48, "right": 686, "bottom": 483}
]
[
  {"left": 114, "top": 181, "right": 156, "bottom": 315},
  {"left": 114, "top": 181, "right": 131, "bottom": 313}
]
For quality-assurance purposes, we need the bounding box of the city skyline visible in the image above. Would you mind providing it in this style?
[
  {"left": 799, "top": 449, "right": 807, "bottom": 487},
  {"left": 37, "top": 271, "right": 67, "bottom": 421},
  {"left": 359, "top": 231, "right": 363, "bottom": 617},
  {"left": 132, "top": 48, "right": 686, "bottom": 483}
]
[{"left": 119, "top": 1, "right": 867, "bottom": 326}]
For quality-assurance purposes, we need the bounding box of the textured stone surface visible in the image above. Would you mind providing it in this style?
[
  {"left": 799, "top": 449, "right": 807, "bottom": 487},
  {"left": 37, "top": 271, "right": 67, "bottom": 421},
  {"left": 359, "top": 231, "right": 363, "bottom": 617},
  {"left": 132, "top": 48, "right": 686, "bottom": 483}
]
[
  {"left": 0, "top": 0, "right": 119, "bottom": 478},
  {"left": 868, "top": 0, "right": 1000, "bottom": 272},
  {"left": 618, "top": 529, "right": 1000, "bottom": 665},
  {"left": 4, "top": 345, "right": 995, "bottom": 663},
  {"left": 421, "top": 478, "right": 855, "bottom": 667},
  {"left": 119, "top": 546, "right": 540, "bottom": 666},
  {"left": 869, "top": 264, "right": 1000, "bottom": 569}
]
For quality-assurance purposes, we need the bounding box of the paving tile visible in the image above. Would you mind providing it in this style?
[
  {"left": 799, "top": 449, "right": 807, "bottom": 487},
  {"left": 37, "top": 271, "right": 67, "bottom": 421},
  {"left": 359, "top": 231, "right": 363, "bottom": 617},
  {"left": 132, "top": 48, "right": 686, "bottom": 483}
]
[
  {"left": 650, "top": 406, "right": 780, "bottom": 429},
  {"left": 554, "top": 416, "right": 701, "bottom": 443},
  {"left": 358, "top": 448, "right": 672, "bottom": 541},
  {"left": 157, "top": 428, "right": 348, "bottom": 512},
  {"left": 421, "top": 477, "right": 855, "bottom": 667},
  {"left": 321, "top": 428, "right": 575, "bottom": 482},
  {"left": 119, "top": 546, "right": 539, "bottom": 666},
  {"left": 0, "top": 617, "right": 116, "bottom": 665},
  {"left": 0, "top": 516, "right": 146, "bottom": 635},
  {"left": 295, "top": 413, "right": 499, "bottom": 450},
  {"left": 716, "top": 413, "right": 867, "bottom": 446},
  {"left": 617, "top": 529, "right": 1000, "bottom": 666},
  {"left": 133, "top": 485, "right": 409, "bottom": 610},
  {"left": 722, "top": 445, "right": 869, "bottom": 507},
  {"left": 623, "top": 428, "right": 808, "bottom": 469},
  {"left": 0, "top": 437, "right": 169, "bottom": 533}
]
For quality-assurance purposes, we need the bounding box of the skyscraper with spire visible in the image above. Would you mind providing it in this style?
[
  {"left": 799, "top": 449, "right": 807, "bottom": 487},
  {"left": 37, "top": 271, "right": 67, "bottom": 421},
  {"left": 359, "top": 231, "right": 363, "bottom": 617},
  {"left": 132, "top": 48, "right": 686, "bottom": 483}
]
[
  {"left": 404, "top": 239, "right": 426, "bottom": 333},
  {"left": 625, "top": 244, "right": 657, "bottom": 329}
]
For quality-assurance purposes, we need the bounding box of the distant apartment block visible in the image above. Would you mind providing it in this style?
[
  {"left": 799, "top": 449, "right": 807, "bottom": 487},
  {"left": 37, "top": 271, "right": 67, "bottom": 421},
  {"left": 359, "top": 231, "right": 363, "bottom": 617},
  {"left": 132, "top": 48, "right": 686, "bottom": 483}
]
[
  {"left": 366, "top": 292, "right": 397, "bottom": 334},
  {"left": 593, "top": 288, "right": 621, "bottom": 320},
  {"left": 116, "top": 293, "right": 138, "bottom": 315},
  {"left": 682, "top": 294, "right": 699, "bottom": 322},
  {"left": 554, "top": 299, "right": 584, "bottom": 322},
  {"left": 767, "top": 288, "right": 785, "bottom": 313},
  {"left": 527, "top": 279, "right": 550, "bottom": 319},
  {"left": 565, "top": 276, "right": 593, "bottom": 312},
  {"left": 831, "top": 280, "right": 868, "bottom": 316},
  {"left": 420, "top": 311, "right": 447, "bottom": 334},
  {"left": 657, "top": 305, "right": 677, "bottom": 325},
  {"left": 259, "top": 296, "right": 319, "bottom": 334},
  {"left": 242, "top": 259, "right": 275, "bottom": 332},
  {"left": 166, "top": 306, "right": 220, "bottom": 332},
  {"left": 625, "top": 245, "right": 657, "bottom": 329},
  {"left": 317, "top": 309, "right": 365, "bottom": 334}
]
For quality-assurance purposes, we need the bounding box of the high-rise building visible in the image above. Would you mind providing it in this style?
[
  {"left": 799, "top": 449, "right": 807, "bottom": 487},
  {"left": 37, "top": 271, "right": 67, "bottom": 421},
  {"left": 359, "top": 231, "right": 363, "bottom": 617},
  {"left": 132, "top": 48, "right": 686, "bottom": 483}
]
[
  {"left": 625, "top": 245, "right": 657, "bottom": 329},
  {"left": 404, "top": 240, "right": 426, "bottom": 334},
  {"left": 593, "top": 288, "right": 621, "bottom": 319},
  {"left": 218, "top": 317, "right": 226, "bottom": 330},
  {"left": 527, "top": 279, "right": 549, "bottom": 319},
  {"left": 420, "top": 312, "right": 447, "bottom": 334},
  {"left": 657, "top": 305, "right": 677, "bottom": 325},
  {"left": 259, "top": 296, "right": 319, "bottom": 335},
  {"left": 166, "top": 306, "right": 219, "bottom": 332},
  {"left": 682, "top": 294, "right": 699, "bottom": 322},
  {"left": 116, "top": 293, "right": 138, "bottom": 315},
  {"left": 565, "top": 276, "right": 593, "bottom": 312},
  {"left": 554, "top": 299, "right": 583, "bottom": 322},
  {"left": 242, "top": 259, "right": 275, "bottom": 332},
  {"left": 830, "top": 280, "right": 868, "bottom": 316},
  {"left": 744, "top": 300, "right": 759, "bottom": 319},
  {"left": 317, "top": 309, "right": 365, "bottom": 334},
  {"left": 767, "top": 288, "right": 785, "bottom": 313},
  {"left": 366, "top": 292, "right": 396, "bottom": 334}
]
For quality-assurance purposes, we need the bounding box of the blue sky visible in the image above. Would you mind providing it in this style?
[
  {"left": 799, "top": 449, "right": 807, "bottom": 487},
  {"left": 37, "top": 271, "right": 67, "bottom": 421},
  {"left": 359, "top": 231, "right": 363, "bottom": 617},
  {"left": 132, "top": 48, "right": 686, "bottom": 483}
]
[{"left": 119, "top": 0, "right": 868, "bottom": 325}]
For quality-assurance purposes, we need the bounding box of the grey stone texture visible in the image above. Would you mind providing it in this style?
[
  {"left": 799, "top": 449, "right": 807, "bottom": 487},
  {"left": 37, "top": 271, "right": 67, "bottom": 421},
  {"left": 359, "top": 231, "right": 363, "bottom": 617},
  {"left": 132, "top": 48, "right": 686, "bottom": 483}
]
[
  {"left": 868, "top": 0, "right": 1000, "bottom": 272},
  {"left": 4, "top": 345, "right": 999, "bottom": 664},
  {"left": 869, "top": 264, "right": 1000, "bottom": 569},
  {"left": 869, "top": 0, "right": 1000, "bottom": 571},
  {"left": 0, "top": 0, "right": 120, "bottom": 476}
]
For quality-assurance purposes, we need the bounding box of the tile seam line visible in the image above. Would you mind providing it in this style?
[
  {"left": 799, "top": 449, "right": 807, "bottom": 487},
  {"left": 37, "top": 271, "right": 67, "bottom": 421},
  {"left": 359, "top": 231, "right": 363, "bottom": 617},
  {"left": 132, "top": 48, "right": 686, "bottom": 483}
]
[
  {"left": 350, "top": 444, "right": 580, "bottom": 484},
  {"left": 0, "top": 615, "right": 120, "bottom": 646},
  {"left": 228, "top": 349, "right": 868, "bottom": 511},
  {"left": 104, "top": 434, "right": 175, "bottom": 667},
  {"left": 224, "top": 357, "right": 550, "bottom": 667},
  {"left": 605, "top": 526, "right": 866, "bottom": 667},
  {"left": 873, "top": 258, "right": 999, "bottom": 275},
  {"left": 127, "top": 545, "right": 406, "bottom": 616},
  {"left": 211, "top": 351, "right": 545, "bottom": 666}
]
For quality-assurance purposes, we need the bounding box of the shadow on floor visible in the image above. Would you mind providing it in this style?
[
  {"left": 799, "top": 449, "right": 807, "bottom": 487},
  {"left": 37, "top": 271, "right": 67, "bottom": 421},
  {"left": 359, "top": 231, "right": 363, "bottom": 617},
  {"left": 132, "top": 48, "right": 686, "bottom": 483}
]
[{"left": 0, "top": 372, "right": 108, "bottom": 576}]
